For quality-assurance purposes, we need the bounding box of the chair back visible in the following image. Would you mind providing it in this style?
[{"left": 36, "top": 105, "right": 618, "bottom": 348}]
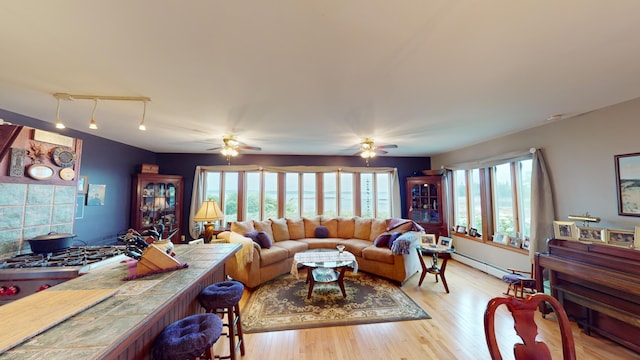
[{"left": 484, "top": 293, "right": 576, "bottom": 360}]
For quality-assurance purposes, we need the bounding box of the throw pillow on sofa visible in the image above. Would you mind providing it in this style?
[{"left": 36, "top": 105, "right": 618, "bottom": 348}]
[
  {"left": 244, "top": 230, "right": 260, "bottom": 246},
  {"left": 256, "top": 231, "right": 273, "bottom": 249},
  {"left": 314, "top": 225, "right": 329, "bottom": 238},
  {"left": 374, "top": 233, "right": 392, "bottom": 247},
  {"left": 388, "top": 231, "right": 403, "bottom": 249}
]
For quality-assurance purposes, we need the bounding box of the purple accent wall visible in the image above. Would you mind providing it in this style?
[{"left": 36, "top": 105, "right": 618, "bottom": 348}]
[
  {"left": 157, "top": 153, "right": 431, "bottom": 240},
  {"left": 0, "top": 109, "right": 156, "bottom": 245}
]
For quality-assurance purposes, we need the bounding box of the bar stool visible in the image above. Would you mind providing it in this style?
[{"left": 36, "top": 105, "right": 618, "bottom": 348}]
[
  {"left": 199, "top": 281, "right": 245, "bottom": 360},
  {"left": 153, "top": 313, "right": 223, "bottom": 360}
]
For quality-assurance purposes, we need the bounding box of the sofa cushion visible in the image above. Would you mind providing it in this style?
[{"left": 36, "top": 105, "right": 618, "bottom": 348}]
[
  {"left": 299, "top": 238, "right": 341, "bottom": 250},
  {"left": 286, "top": 218, "right": 305, "bottom": 240},
  {"left": 258, "top": 246, "right": 289, "bottom": 266},
  {"left": 314, "top": 226, "right": 329, "bottom": 238},
  {"left": 272, "top": 240, "right": 308, "bottom": 256},
  {"left": 303, "top": 216, "right": 321, "bottom": 238},
  {"left": 257, "top": 231, "right": 273, "bottom": 249},
  {"left": 370, "top": 218, "right": 388, "bottom": 241},
  {"left": 373, "top": 233, "right": 392, "bottom": 248},
  {"left": 231, "top": 220, "right": 255, "bottom": 234},
  {"left": 337, "top": 239, "right": 371, "bottom": 257},
  {"left": 354, "top": 217, "right": 372, "bottom": 240},
  {"left": 270, "top": 218, "right": 290, "bottom": 241},
  {"left": 337, "top": 217, "right": 355, "bottom": 239},
  {"left": 320, "top": 216, "right": 339, "bottom": 238},
  {"left": 362, "top": 245, "right": 395, "bottom": 265},
  {"left": 388, "top": 231, "right": 403, "bottom": 249},
  {"left": 253, "top": 220, "right": 274, "bottom": 240}
]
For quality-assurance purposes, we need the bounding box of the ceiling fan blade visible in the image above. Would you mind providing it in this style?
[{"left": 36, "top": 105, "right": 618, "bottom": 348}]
[
  {"left": 376, "top": 149, "right": 389, "bottom": 155},
  {"left": 239, "top": 145, "right": 262, "bottom": 151},
  {"left": 207, "top": 146, "right": 223, "bottom": 151},
  {"left": 375, "top": 144, "right": 398, "bottom": 150}
]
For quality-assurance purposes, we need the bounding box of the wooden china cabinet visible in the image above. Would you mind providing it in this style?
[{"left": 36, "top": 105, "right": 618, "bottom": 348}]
[
  {"left": 131, "top": 174, "right": 184, "bottom": 243},
  {"left": 406, "top": 170, "right": 447, "bottom": 237}
]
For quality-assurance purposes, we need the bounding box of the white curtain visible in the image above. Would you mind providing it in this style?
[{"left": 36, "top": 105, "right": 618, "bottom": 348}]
[{"left": 189, "top": 165, "right": 400, "bottom": 239}]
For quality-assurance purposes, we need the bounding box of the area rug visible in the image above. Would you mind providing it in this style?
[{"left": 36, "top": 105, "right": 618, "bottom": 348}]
[{"left": 241, "top": 271, "right": 430, "bottom": 333}]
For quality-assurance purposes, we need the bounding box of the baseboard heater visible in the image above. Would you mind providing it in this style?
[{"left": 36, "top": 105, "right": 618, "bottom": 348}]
[{"left": 451, "top": 252, "right": 510, "bottom": 279}]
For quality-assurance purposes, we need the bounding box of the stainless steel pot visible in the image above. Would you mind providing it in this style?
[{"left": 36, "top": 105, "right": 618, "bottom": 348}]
[{"left": 27, "top": 232, "right": 77, "bottom": 253}]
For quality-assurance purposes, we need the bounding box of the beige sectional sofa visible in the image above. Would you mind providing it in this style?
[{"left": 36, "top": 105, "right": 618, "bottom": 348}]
[{"left": 217, "top": 216, "right": 423, "bottom": 288}]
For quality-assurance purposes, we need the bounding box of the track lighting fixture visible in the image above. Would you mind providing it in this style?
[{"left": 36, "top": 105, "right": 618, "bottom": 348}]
[
  {"left": 52, "top": 93, "right": 151, "bottom": 131},
  {"left": 54, "top": 98, "right": 65, "bottom": 129},
  {"left": 89, "top": 99, "right": 98, "bottom": 130}
]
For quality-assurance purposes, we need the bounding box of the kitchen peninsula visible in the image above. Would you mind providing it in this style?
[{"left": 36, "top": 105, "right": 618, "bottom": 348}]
[{"left": 0, "top": 243, "right": 240, "bottom": 359}]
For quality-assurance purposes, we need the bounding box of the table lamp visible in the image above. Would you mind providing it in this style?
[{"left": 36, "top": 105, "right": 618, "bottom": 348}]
[{"left": 193, "top": 200, "right": 224, "bottom": 242}]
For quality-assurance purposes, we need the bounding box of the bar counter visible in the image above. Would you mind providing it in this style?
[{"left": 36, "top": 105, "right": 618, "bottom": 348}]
[{"left": 1, "top": 243, "right": 240, "bottom": 359}]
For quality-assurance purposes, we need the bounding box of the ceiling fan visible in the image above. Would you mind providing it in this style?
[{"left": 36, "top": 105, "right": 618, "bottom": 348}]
[
  {"left": 357, "top": 138, "right": 398, "bottom": 165},
  {"left": 207, "top": 135, "right": 261, "bottom": 164}
]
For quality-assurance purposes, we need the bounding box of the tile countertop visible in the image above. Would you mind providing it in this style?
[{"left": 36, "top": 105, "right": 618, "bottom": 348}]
[{"left": 0, "top": 243, "right": 240, "bottom": 359}]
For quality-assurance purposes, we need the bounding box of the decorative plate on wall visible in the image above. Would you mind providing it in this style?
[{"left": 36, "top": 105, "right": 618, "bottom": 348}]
[
  {"left": 27, "top": 164, "right": 54, "bottom": 180},
  {"left": 52, "top": 147, "right": 76, "bottom": 168},
  {"left": 59, "top": 167, "right": 75, "bottom": 181}
]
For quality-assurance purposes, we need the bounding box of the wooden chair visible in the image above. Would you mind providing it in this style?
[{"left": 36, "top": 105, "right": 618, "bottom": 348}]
[
  {"left": 502, "top": 268, "right": 537, "bottom": 298},
  {"left": 484, "top": 293, "right": 576, "bottom": 360}
]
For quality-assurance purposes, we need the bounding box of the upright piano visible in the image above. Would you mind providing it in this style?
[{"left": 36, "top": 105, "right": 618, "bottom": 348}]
[{"left": 535, "top": 238, "right": 640, "bottom": 353}]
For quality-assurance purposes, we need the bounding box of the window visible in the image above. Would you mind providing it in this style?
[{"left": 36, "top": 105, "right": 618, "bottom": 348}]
[
  {"left": 450, "top": 156, "right": 532, "bottom": 246},
  {"left": 200, "top": 167, "right": 396, "bottom": 222}
]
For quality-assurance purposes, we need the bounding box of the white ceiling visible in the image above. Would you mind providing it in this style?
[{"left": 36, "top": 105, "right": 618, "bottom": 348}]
[{"left": 1, "top": 1, "right": 640, "bottom": 156}]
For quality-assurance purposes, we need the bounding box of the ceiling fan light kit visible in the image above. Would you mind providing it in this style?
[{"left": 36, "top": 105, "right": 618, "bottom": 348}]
[{"left": 359, "top": 138, "right": 397, "bottom": 165}]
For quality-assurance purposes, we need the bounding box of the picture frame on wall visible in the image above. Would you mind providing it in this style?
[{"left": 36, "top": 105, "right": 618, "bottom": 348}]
[
  {"left": 87, "top": 184, "right": 106, "bottom": 206},
  {"left": 606, "top": 228, "right": 635, "bottom": 247},
  {"left": 553, "top": 221, "right": 579, "bottom": 241},
  {"left": 577, "top": 227, "right": 606, "bottom": 243},
  {"left": 77, "top": 176, "right": 88, "bottom": 194},
  {"left": 614, "top": 152, "right": 640, "bottom": 217},
  {"left": 75, "top": 194, "right": 85, "bottom": 219}
]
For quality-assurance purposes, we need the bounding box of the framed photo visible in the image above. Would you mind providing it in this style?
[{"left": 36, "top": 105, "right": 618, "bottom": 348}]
[
  {"left": 87, "top": 184, "right": 106, "bottom": 206},
  {"left": 615, "top": 152, "right": 640, "bottom": 216},
  {"left": 508, "top": 236, "right": 522, "bottom": 248},
  {"left": 468, "top": 227, "right": 478, "bottom": 237},
  {"left": 420, "top": 233, "right": 437, "bottom": 246},
  {"left": 577, "top": 227, "right": 605, "bottom": 243},
  {"left": 455, "top": 225, "right": 466, "bottom": 234},
  {"left": 77, "top": 176, "right": 88, "bottom": 194},
  {"left": 606, "top": 228, "right": 634, "bottom": 247},
  {"left": 553, "top": 221, "right": 579, "bottom": 241},
  {"left": 634, "top": 226, "right": 640, "bottom": 249},
  {"left": 493, "top": 233, "right": 508, "bottom": 244},
  {"left": 75, "top": 194, "right": 85, "bottom": 219},
  {"left": 522, "top": 237, "right": 531, "bottom": 250},
  {"left": 438, "top": 236, "right": 453, "bottom": 249}
]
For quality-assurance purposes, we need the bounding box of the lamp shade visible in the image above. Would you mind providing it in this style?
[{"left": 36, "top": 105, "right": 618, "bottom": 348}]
[{"left": 193, "top": 200, "right": 224, "bottom": 222}]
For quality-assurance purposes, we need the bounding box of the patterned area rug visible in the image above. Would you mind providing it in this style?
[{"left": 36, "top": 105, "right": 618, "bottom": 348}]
[{"left": 242, "top": 271, "right": 430, "bottom": 333}]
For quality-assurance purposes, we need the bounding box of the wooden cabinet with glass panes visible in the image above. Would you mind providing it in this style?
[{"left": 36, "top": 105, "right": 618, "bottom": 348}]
[
  {"left": 131, "top": 174, "right": 183, "bottom": 243},
  {"left": 406, "top": 170, "right": 447, "bottom": 237}
]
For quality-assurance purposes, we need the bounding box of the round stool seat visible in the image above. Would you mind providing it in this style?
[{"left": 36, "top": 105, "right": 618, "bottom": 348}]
[
  {"left": 199, "top": 281, "right": 244, "bottom": 310},
  {"left": 153, "top": 313, "right": 223, "bottom": 360}
]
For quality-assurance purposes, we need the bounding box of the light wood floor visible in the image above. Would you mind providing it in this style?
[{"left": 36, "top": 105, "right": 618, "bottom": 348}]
[{"left": 222, "top": 259, "right": 640, "bottom": 360}]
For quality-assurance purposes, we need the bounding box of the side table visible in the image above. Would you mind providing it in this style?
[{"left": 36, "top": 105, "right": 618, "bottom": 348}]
[{"left": 417, "top": 245, "right": 454, "bottom": 293}]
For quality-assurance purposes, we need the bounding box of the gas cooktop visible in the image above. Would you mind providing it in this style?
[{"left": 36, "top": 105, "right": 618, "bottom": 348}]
[{"left": 0, "top": 246, "right": 127, "bottom": 270}]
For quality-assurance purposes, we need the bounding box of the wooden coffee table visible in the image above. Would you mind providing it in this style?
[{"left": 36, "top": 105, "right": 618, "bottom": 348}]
[{"left": 293, "top": 249, "right": 357, "bottom": 299}]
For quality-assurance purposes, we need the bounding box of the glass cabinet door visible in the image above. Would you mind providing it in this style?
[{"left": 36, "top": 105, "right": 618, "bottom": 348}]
[
  {"left": 410, "top": 183, "right": 439, "bottom": 223},
  {"left": 132, "top": 174, "right": 183, "bottom": 243}
]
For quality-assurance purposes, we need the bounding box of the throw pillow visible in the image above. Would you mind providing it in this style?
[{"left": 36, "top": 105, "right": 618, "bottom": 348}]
[
  {"left": 231, "top": 220, "right": 255, "bottom": 234},
  {"left": 256, "top": 231, "right": 273, "bottom": 249},
  {"left": 337, "top": 217, "right": 355, "bottom": 238},
  {"left": 374, "top": 232, "right": 392, "bottom": 247},
  {"left": 287, "top": 218, "right": 305, "bottom": 240},
  {"left": 244, "top": 230, "right": 260, "bottom": 246},
  {"left": 253, "top": 219, "right": 274, "bottom": 240},
  {"left": 354, "top": 217, "right": 372, "bottom": 240},
  {"left": 314, "top": 225, "right": 329, "bottom": 238},
  {"left": 303, "top": 216, "right": 321, "bottom": 238},
  {"left": 320, "top": 216, "right": 338, "bottom": 237},
  {"left": 370, "top": 218, "right": 388, "bottom": 241},
  {"left": 387, "top": 231, "right": 403, "bottom": 249},
  {"left": 270, "top": 218, "right": 290, "bottom": 241}
]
